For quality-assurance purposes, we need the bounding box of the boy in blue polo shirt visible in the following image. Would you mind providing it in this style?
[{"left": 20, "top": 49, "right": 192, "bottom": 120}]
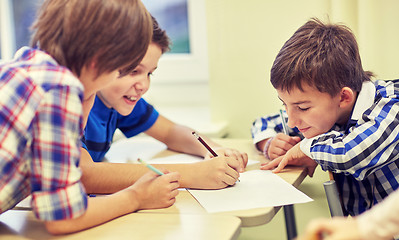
[
  {"left": 255, "top": 18, "right": 399, "bottom": 216},
  {"left": 80, "top": 17, "right": 248, "bottom": 192}
]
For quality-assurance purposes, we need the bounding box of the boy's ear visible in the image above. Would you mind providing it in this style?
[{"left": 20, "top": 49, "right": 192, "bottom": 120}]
[
  {"left": 339, "top": 87, "right": 355, "bottom": 108},
  {"left": 89, "top": 60, "right": 97, "bottom": 69}
]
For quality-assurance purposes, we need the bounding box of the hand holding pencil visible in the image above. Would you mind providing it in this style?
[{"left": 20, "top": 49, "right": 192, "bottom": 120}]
[
  {"left": 192, "top": 131, "right": 248, "bottom": 172},
  {"left": 123, "top": 159, "right": 181, "bottom": 209},
  {"left": 261, "top": 110, "right": 301, "bottom": 160},
  {"left": 260, "top": 110, "right": 317, "bottom": 177},
  {"left": 192, "top": 131, "right": 245, "bottom": 185}
]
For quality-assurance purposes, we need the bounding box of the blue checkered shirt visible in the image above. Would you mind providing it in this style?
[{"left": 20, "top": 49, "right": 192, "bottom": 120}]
[{"left": 252, "top": 80, "right": 399, "bottom": 216}]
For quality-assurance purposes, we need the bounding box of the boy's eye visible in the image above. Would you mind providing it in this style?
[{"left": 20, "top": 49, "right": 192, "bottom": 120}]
[
  {"left": 130, "top": 70, "right": 139, "bottom": 76},
  {"left": 147, "top": 72, "right": 153, "bottom": 77},
  {"left": 298, "top": 106, "right": 310, "bottom": 111}
]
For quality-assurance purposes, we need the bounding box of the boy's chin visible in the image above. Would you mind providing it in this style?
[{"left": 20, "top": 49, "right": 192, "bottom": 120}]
[{"left": 119, "top": 107, "right": 135, "bottom": 116}]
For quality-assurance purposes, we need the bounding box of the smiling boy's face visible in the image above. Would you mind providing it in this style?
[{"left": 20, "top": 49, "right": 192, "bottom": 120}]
[
  {"left": 277, "top": 82, "right": 345, "bottom": 139},
  {"left": 97, "top": 43, "right": 162, "bottom": 116}
]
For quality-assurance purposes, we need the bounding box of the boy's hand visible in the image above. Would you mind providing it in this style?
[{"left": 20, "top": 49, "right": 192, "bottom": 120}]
[
  {"left": 268, "top": 133, "right": 301, "bottom": 160},
  {"left": 296, "top": 217, "right": 361, "bottom": 240},
  {"left": 128, "top": 171, "right": 180, "bottom": 210},
  {"left": 191, "top": 156, "right": 240, "bottom": 189},
  {"left": 204, "top": 147, "right": 248, "bottom": 172},
  {"left": 260, "top": 143, "right": 318, "bottom": 177}
]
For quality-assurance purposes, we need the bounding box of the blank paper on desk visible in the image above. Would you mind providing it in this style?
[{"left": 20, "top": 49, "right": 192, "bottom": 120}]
[{"left": 188, "top": 170, "right": 312, "bottom": 213}]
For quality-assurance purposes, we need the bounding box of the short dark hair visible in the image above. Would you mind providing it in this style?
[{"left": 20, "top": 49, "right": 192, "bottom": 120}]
[
  {"left": 31, "top": 0, "right": 152, "bottom": 78},
  {"left": 151, "top": 16, "right": 171, "bottom": 54},
  {"left": 270, "top": 18, "right": 373, "bottom": 96}
]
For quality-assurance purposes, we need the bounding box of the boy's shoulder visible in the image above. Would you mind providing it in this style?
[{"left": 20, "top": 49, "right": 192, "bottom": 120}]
[
  {"left": 1, "top": 47, "right": 83, "bottom": 91},
  {"left": 374, "top": 79, "right": 399, "bottom": 96}
]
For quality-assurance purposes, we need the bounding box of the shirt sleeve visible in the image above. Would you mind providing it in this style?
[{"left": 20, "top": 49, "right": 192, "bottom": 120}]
[
  {"left": 30, "top": 86, "right": 88, "bottom": 221},
  {"left": 357, "top": 189, "right": 399, "bottom": 240},
  {"left": 304, "top": 96, "right": 399, "bottom": 180},
  {"left": 251, "top": 112, "right": 301, "bottom": 144}
]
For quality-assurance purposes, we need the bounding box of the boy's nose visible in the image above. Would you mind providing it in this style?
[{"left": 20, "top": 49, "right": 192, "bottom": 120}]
[
  {"left": 287, "top": 119, "right": 296, "bottom": 129},
  {"left": 135, "top": 78, "right": 149, "bottom": 92},
  {"left": 286, "top": 111, "right": 298, "bottom": 129}
]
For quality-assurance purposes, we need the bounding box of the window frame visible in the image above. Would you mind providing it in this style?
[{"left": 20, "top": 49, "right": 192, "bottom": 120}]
[
  {"left": 0, "top": 0, "right": 16, "bottom": 61},
  {"left": 1, "top": 0, "right": 210, "bottom": 84},
  {"left": 148, "top": 0, "right": 209, "bottom": 84}
]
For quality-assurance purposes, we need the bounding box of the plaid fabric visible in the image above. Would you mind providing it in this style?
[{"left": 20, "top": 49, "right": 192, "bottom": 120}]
[
  {"left": 251, "top": 112, "right": 301, "bottom": 144},
  {"left": 252, "top": 80, "right": 399, "bottom": 216},
  {"left": 0, "top": 47, "right": 88, "bottom": 221}
]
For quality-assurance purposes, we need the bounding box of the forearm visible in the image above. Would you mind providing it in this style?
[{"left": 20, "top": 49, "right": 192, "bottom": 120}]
[
  {"left": 357, "top": 189, "right": 399, "bottom": 240},
  {"left": 80, "top": 148, "right": 205, "bottom": 191},
  {"left": 151, "top": 162, "right": 200, "bottom": 188},
  {"left": 156, "top": 124, "right": 220, "bottom": 157},
  {"left": 45, "top": 190, "right": 136, "bottom": 234},
  {"left": 80, "top": 149, "right": 146, "bottom": 194},
  {"left": 145, "top": 115, "right": 221, "bottom": 157},
  {"left": 301, "top": 130, "right": 398, "bottom": 180},
  {"left": 80, "top": 162, "right": 148, "bottom": 194}
]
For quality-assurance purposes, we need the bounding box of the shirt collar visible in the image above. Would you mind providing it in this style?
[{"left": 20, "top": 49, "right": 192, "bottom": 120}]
[{"left": 350, "top": 81, "right": 376, "bottom": 121}]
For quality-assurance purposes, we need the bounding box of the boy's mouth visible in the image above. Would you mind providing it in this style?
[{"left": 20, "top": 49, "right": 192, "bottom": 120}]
[
  {"left": 124, "top": 95, "right": 139, "bottom": 103},
  {"left": 299, "top": 127, "right": 310, "bottom": 133}
]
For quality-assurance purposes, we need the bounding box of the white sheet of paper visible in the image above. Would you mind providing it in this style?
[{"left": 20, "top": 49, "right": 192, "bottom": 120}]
[
  {"left": 188, "top": 170, "right": 312, "bottom": 213},
  {"left": 105, "top": 137, "right": 167, "bottom": 163}
]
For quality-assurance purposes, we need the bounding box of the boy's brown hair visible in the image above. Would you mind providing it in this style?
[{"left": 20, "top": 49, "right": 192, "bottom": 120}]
[
  {"left": 271, "top": 18, "right": 373, "bottom": 96},
  {"left": 30, "top": 0, "right": 152, "bottom": 77},
  {"left": 151, "top": 16, "right": 171, "bottom": 54}
]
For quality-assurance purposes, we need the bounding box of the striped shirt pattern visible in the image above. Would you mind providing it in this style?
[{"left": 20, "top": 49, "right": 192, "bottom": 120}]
[
  {"left": 252, "top": 80, "right": 399, "bottom": 216},
  {"left": 0, "top": 47, "right": 88, "bottom": 221}
]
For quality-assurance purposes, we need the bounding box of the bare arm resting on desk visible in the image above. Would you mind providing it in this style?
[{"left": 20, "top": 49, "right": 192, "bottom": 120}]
[
  {"left": 146, "top": 115, "right": 248, "bottom": 171},
  {"left": 80, "top": 147, "right": 242, "bottom": 193},
  {"left": 80, "top": 114, "right": 248, "bottom": 193},
  {"left": 45, "top": 171, "right": 180, "bottom": 235}
]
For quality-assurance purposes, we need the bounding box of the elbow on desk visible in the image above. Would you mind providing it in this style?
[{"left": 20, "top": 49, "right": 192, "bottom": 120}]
[
  {"left": 44, "top": 221, "right": 71, "bottom": 235},
  {"left": 44, "top": 220, "right": 96, "bottom": 235}
]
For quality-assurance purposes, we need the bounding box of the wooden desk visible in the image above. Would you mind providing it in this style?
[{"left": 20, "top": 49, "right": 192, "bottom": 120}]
[
  {"left": 107, "top": 137, "right": 307, "bottom": 228},
  {"left": 0, "top": 210, "right": 241, "bottom": 240},
  {"left": 0, "top": 138, "right": 306, "bottom": 240}
]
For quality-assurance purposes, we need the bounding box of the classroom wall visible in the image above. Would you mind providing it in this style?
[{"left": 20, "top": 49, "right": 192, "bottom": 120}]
[{"left": 205, "top": 0, "right": 399, "bottom": 138}]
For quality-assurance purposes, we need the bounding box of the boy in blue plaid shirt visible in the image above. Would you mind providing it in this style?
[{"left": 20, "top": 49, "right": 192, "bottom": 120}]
[
  {"left": 254, "top": 18, "right": 399, "bottom": 216},
  {"left": 0, "top": 0, "right": 180, "bottom": 235}
]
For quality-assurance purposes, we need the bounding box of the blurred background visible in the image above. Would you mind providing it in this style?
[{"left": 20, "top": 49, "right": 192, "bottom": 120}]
[
  {"left": 2, "top": 0, "right": 398, "bottom": 138},
  {"left": 203, "top": 0, "right": 399, "bottom": 138}
]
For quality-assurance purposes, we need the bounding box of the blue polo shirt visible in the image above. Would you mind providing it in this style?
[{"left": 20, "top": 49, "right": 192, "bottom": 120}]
[{"left": 82, "top": 96, "right": 159, "bottom": 162}]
